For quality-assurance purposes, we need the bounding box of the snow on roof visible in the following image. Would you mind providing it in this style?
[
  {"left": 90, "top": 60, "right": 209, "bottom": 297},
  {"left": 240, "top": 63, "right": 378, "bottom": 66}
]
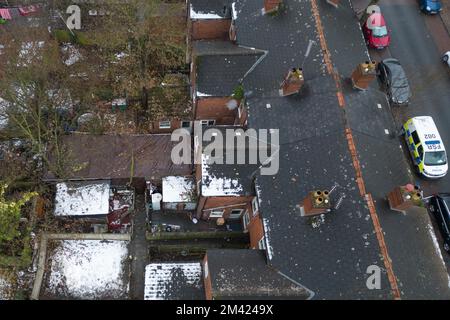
[
  {"left": 45, "top": 240, "right": 129, "bottom": 299},
  {"left": 190, "top": 3, "right": 223, "bottom": 19},
  {"left": 262, "top": 218, "right": 274, "bottom": 261},
  {"left": 144, "top": 263, "right": 202, "bottom": 300},
  {"left": 54, "top": 181, "right": 111, "bottom": 216},
  {"left": 196, "top": 91, "right": 212, "bottom": 97},
  {"left": 112, "top": 98, "right": 127, "bottom": 106},
  {"left": 232, "top": 2, "right": 238, "bottom": 20},
  {"left": 201, "top": 154, "right": 244, "bottom": 197},
  {"left": 162, "top": 176, "right": 195, "bottom": 203}
]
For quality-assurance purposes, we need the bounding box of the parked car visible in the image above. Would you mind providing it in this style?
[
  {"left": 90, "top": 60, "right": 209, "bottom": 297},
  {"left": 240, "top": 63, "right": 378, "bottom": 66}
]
[
  {"left": 402, "top": 116, "right": 448, "bottom": 179},
  {"left": 419, "top": 0, "right": 442, "bottom": 14},
  {"left": 377, "top": 58, "right": 412, "bottom": 105},
  {"left": 362, "top": 12, "right": 391, "bottom": 49},
  {"left": 443, "top": 51, "right": 450, "bottom": 68},
  {"left": 428, "top": 193, "right": 450, "bottom": 252}
]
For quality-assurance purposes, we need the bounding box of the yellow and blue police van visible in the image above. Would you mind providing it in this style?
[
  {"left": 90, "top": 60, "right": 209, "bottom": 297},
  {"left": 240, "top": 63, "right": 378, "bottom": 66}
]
[{"left": 403, "top": 116, "right": 448, "bottom": 178}]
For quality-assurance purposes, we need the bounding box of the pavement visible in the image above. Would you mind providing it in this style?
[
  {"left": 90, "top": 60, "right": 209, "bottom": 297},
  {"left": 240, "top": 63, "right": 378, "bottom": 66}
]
[
  {"left": 129, "top": 194, "right": 148, "bottom": 300},
  {"left": 440, "top": 0, "right": 450, "bottom": 36},
  {"left": 318, "top": 0, "right": 450, "bottom": 298}
]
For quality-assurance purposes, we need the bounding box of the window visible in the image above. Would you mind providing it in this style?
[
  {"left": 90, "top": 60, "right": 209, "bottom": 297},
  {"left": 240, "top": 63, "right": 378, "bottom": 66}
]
[
  {"left": 201, "top": 120, "right": 216, "bottom": 126},
  {"left": 210, "top": 210, "right": 224, "bottom": 218},
  {"left": 411, "top": 131, "right": 420, "bottom": 145},
  {"left": 181, "top": 121, "right": 192, "bottom": 128},
  {"left": 251, "top": 197, "right": 259, "bottom": 216},
  {"left": 258, "top": 237, "right": 266, "bottom": 250},
  {"left": 424, "top": 151, "right": 447, "bottom": 166},
  {"left": 229, "top": 209, "right": 243, "bottom": 219},
  {"left": 243, "top": 210, "right": 250, "bottom": 230},
  {"left": 159, "top": 121, "right": 171, "bottom": 129},
  {"left": 418, "top": 145, "right": 424, "bottom": 159}
]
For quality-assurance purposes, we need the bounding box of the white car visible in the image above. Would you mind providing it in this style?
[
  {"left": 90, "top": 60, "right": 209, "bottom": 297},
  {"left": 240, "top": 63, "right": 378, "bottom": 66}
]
[{"left": 443, "top": 51, "right": 450, "bottom": 67}]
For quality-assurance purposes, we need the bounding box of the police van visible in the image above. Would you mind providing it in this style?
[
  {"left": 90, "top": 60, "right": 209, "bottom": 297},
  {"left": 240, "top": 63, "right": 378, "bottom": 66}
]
[{"left": 403, "top": 116, "right": 448, "bottom": 178}]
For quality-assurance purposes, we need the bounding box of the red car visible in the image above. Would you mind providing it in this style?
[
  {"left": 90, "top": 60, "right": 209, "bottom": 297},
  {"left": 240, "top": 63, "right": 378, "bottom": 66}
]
[{"left": 363, "top": 13, "right": 391, "bottom": 50}]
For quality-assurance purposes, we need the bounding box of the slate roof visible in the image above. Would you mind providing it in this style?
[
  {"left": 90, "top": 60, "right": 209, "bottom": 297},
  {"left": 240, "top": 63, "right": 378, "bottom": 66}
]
[
  {"left": 206, "top": 249, "right": 313, "bottom": 299},
  {"left": 193, "top": 40, "right": 262, "bottom": 57},
  {"left": 144, "top": 262, "right": 204, "bottom": 300},
  {"left": 200, "top": 126, "right": 258, "bottom": 197},
  {"left": 195, "top": 52, "right": 262, "bottom": 97},
  {"left": 189, "top": 0, "right": 234, "bottom": 19},
  {"left": 229, "top": 0, "right": 393, "bottom": 299},
  {"left": 45, "top": 133, "right": 192, "bottom": 180}
]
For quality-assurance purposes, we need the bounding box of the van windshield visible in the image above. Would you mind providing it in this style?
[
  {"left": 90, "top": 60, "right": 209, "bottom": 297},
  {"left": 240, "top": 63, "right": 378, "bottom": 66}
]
[{"left": 424, "top": 151, "right": 447, "bottom": 166}]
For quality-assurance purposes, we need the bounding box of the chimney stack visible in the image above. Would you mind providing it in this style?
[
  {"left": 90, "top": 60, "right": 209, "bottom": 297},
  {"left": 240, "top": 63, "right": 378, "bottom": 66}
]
[
  {"left": 264, "top": 0, "right": 282, "bottom": 15},
  {"left": 279, "top": 68, "right": 304, "bottom": 96},
  {"left": 387, "top": 184, "right": 424, "bottom": 213},
  {"left": 351, "top": 61, "right": 377, "bottom": 90},
  {"left": 300, "top": 190, "right": 332, "bottom": 217}
]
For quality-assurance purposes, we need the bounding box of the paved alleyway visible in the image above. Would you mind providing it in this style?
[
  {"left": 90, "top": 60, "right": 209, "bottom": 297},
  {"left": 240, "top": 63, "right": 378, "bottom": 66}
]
[{"left": 129, "top": 194, "right": 148, "bottom": 300}]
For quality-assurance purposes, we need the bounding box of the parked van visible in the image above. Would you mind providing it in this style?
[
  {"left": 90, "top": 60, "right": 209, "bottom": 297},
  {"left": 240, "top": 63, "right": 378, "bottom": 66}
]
[{"left": 403, "top": 116, "right": 448, "bottom": 178}]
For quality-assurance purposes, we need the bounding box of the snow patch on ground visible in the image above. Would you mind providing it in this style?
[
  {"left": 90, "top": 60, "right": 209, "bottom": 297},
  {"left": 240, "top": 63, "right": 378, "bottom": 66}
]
[
  {"left": 0, "top": 98, "right": 10, "bottom": 130},
  {"left": 46, "top": 240, "right": 129, "bottom": 299},
  {"left": 0, "top": 272, "right": 13, "bottom": 300}
]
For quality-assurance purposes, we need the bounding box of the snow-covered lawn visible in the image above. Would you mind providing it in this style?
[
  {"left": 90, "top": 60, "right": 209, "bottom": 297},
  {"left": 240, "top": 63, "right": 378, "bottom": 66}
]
[
  {"left": 43, "top": 240, "right": 130, "bottom": 299},
  {"left": 0, "top": 269, "right": 14, "bottom": 300}
]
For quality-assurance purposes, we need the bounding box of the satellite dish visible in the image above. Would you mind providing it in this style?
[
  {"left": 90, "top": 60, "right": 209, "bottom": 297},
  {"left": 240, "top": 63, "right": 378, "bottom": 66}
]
[{"left": 226, "top": 99, "right": 238, "bottom": 110}]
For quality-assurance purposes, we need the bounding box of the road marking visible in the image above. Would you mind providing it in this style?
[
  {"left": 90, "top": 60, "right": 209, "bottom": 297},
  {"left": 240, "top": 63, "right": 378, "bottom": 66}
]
[{"left": 310, "top": 0, "right": 401, "bottom": 300}]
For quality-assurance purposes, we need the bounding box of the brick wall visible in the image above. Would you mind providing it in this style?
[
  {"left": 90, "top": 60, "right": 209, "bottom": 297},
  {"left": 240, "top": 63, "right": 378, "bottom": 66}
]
[
  {"left": 196, "top": 195, "right": 254, "bottom": 220},
  {"left": 248, "top": 211, "right": 264, "bottom": 249},
  {"left": 196, "top": 97, "right": 238, "bottom": 125},
  {"left": 192, "top": 19, "right": 232, "bottom": 40},
  {"left": 148, "top": 120, "right": 193, "bottom": 134}
]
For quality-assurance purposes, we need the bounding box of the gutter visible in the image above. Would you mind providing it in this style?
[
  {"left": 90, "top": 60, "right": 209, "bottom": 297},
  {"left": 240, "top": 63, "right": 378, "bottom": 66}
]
[{"left": 276, "top": 270, "right": 316, "bottom": 300}]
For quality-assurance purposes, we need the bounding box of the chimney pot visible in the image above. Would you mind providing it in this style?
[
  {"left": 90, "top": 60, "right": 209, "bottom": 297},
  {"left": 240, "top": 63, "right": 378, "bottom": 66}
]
[{"left": 264, "top": 0, "right": 282, "bottom": 14}]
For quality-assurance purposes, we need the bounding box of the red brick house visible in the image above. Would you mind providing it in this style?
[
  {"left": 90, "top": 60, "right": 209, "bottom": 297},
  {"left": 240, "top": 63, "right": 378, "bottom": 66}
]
[
  {"left": 193, "top": 126, "right": 258, "bottom": 226},
  {"left": 188, "top": 0, "right": 234, "bottom": 41},
  {"left": 191, "top": 41, "right": 263, "bottom": 126}
]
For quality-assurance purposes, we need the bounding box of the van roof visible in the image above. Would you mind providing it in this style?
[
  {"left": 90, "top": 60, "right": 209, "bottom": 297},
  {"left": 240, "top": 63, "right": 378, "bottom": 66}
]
[{"left": 411, "top": 116, "right": 445, "bottom": 150}]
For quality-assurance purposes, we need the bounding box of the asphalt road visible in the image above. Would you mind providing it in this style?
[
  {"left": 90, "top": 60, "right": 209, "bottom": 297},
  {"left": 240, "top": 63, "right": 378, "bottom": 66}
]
[
  {"left": 368, "top": 0, "right": 450, "bottom": 196},
  {"left": 366, "top": 0, "right": 450, "bottom": 277}
]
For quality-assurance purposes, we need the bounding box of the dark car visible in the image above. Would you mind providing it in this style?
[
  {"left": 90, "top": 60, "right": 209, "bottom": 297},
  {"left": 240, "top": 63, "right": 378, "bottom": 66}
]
[
  {"left": 377, "top": 58, "right": 412, "bottom": 106},
  {"left": 428, "top": 193, "right": 450, "bottom": 252}
]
